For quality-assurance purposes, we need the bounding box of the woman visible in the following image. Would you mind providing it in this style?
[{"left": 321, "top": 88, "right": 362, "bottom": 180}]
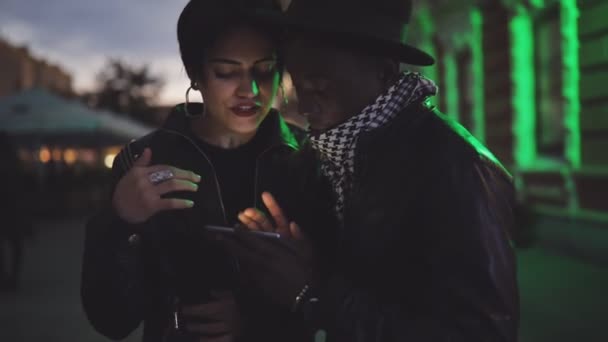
[{"left": 81, "top": 1, "right": 334, "bottom": 341}]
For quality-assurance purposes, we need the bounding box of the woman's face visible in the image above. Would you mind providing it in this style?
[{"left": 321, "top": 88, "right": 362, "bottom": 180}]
[{"left": 198, "top": 26, "right": 280, "bottom": 136}]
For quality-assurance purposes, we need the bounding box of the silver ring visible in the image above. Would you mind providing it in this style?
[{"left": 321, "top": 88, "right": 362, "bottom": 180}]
[{"left": 148, "top": 169, "right": 174, "bottom": 185}]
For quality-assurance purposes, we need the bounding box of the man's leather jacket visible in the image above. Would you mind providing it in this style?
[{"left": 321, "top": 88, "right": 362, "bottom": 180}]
[{"left": 306, "top": 101, "right": 520, "bottom": 342}]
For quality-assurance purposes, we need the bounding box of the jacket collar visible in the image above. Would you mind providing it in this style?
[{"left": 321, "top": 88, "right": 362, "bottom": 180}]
[
  {"left": 161, "top": 102, "right": 299, "bottom": 150},
  {"left": 358, "top": 100, "right": 512, "bottom": 179}
]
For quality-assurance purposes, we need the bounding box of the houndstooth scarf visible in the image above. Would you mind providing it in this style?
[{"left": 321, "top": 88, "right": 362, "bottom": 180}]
[{"left": 309, "top": 72, "right": 438, "bottom": 221}]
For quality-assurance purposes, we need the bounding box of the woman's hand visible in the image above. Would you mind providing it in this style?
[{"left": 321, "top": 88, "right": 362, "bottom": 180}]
[{"left": 112, "top": 148, "right": 201, "bottom": 224}]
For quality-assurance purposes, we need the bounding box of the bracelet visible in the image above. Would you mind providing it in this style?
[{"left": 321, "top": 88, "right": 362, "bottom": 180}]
[{"left": 291, "top": 284, "right": 310, "bottom": 313}]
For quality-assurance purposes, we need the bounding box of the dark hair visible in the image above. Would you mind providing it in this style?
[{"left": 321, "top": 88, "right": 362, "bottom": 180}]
[{"left": 177, "top": 0, "right": 284, "bottom": 86}]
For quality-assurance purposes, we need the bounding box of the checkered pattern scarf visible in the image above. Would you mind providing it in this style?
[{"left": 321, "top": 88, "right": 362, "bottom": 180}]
[{"left": 309, "top": 72, "right": 438, "bottom": 221}]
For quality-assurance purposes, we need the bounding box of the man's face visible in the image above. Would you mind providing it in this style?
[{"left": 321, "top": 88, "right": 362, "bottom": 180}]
[{"left": 285, "top": 36, "right": 383, "bottom": 132}]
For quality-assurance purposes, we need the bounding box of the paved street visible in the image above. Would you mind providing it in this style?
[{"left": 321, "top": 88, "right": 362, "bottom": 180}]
[
  {"left": 0, "top": 218, "right": 141, "bottom": 342},
  {"left": 1, "top": 217, "right": 607, "bottom": 341},
  {"left": 518, "top": 248, "right": 608, "bottom": 342}
]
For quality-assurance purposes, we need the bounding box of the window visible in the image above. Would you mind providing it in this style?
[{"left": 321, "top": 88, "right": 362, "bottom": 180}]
[
  {"left": 456, "top": 47, "right": 474, "bottom": 132},
  {"left": 534, "top": 4, "right": 565, "bottom": 160}
]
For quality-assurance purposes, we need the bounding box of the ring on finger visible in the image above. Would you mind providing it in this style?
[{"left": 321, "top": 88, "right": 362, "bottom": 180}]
[{"left": 148, "top": 169, "right": 174, "bottom": 185}]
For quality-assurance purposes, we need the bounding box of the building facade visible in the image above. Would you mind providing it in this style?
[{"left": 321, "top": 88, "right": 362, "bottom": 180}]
[
  {"left": 407, "top": 0, "right": 608, "bottom": 235},
  {"left": 0, "top": 38, "right": 73, "bottom": 98}
]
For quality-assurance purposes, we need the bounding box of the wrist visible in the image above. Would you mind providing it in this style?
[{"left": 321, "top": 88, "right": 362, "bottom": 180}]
[
  {"left": 104, "top": 206, "right": 145, "bottom": 248},
  {"left": 291, "top": 284, "right": 320, "bottom": 321},
  {"left": 291, "top": 284, "right": 310, "bottom": 313}
]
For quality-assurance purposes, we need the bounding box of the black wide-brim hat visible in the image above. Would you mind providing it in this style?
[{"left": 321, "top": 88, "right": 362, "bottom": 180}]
[
  {"left": 254, "top": 0, "right": 435, "bottom": 66},
  {"left": 185, "top": 0, "right": 283, "bottom": 22}
]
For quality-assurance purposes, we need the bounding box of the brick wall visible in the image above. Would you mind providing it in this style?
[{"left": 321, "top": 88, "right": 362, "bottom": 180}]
[
  {"left": 0, "top": 38, "right": 73, "bottom": 98},
  {"left": 575, "top": 0, "right": 608, "bottom": 213},
  {"left": 481, "top": 2, "right": 514, "bottom": 165}
]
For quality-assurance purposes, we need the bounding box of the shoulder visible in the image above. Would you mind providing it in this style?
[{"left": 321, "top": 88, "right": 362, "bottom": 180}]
[
  {"left": 112, "top": 130, "right": 163, "bottom": 173},
  {"left": 405, "top": 103, "right": 511, "bottom": 180},
  {"left": 421, "top": 107, "right": 514, "bottom": 195}
]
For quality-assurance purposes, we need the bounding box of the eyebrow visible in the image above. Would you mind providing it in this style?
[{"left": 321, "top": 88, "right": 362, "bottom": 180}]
[{"left": 208, "top": 56, "right": 276, "bottom": 65}]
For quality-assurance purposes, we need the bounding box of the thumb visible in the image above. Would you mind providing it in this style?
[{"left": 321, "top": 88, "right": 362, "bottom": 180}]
[
  {"left": 134, "top": 147, "right": 152, "bottom": 167},
  {"left": 289, "top": 222, "right": 303, "bottom": 240}
]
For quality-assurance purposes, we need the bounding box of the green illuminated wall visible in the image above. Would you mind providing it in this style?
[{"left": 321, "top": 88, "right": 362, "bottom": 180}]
[
  {"left": 510, "top": 4, "right": 537, "bottom": 169},
  {"left": 507, "top": 0, "right": 580, "bottom": 170},
  {"left": 561, "top": 0, "right": 581, "bottom": 169},
  {"left": 471, "top": 8, "right": 486, "bottom": 142},
  {"left": 417, "top": 0, "right": 581, "bottom": 169}
]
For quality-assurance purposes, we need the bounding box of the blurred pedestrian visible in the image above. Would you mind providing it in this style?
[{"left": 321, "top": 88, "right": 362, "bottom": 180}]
[{"left": 0, "top": 132, "right": 33, "bottom": 291}]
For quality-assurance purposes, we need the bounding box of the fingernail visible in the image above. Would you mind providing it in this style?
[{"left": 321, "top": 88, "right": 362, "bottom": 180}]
[
  {"left": 192, "top": 183, "right": 199, "bottom": 191},
  {"left": 194, "top": 174, "right": 202, "bottom": 182},
  {"left": 186, "top": 200, "right": 194, "bottom": 207}
]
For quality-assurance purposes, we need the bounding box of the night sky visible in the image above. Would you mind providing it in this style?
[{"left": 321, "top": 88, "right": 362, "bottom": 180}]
[{"left": 0, "top": 0, "right": 191, "bottom": 105}]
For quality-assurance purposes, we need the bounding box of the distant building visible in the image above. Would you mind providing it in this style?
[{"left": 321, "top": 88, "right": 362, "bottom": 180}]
[{"left": 0, "top": 37, "right": 73, "bottom": 98}]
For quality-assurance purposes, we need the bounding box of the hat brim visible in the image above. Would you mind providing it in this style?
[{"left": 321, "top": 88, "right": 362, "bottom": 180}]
[
  {"left": 302, "top": 27, "right": 436, "bottom": 67},
  {"left": 254, "top": 10, "right": 435, "bottom": 66}
]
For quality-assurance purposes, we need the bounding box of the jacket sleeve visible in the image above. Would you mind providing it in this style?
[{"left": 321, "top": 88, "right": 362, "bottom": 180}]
[
  {"left": 80, "top": 146, "right": 149, "bottom": 340},
  {"left": 305, "top": 158, "right": 519, "bottom": 342}
]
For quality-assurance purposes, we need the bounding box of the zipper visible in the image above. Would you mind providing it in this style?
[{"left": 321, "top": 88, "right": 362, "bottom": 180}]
[{"left": 160, "top": 128, "right": 228, "bottom": 224}]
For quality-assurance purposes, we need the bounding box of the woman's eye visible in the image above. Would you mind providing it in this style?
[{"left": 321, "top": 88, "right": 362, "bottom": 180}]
[
  {"left": 213, "top": 64, "right": 277, "bottom": 80},
  {"left": 214, "top": 70, "right": 239, "bottom": 79}
]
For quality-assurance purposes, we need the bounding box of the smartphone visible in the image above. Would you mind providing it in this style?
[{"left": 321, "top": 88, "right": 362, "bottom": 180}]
[{"left": 204, "top": 224, "right": 282, "bottom": 239}]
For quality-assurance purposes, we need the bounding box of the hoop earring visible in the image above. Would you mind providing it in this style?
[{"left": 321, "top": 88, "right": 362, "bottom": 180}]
[{"left": 184, "top": 82, "right": 206, "bottom": 118}]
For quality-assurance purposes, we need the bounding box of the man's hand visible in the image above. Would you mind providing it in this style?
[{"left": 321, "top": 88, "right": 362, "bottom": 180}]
[
  {"left": 181, "top": 291, "right": 240, "bottom": 342},
  {"left": 237, "top": 192, "right": 303, "bottom": 238},
  {"left": 224, "top": 192, "right": 314, "bottom": 310}
]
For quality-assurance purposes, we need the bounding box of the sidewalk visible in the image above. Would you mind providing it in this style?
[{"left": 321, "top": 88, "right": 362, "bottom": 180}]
[
  {"left": 1, "top": 217, "right": 607, "bottom": 341},
  {"left": 0, "top": 217, "right": 142, "bottom": 342}
]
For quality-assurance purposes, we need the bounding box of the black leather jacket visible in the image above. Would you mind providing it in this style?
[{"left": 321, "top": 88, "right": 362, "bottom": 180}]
[
  {"left": 306, "top": 101, "right": 519, "bottom": 342},
  {"left": 81, "top": 104, "right": 334, "bottom": 342}
]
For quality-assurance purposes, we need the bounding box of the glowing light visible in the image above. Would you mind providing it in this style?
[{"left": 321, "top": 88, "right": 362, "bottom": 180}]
[
  {"left": 104, "top": 153, "right": 116, "bottom": 169},
  {"left": 561, "top": 0, "right": 581, "bottom": 168},
  {"left": 510, "top": 5, "right": 537, "bottom": 168},
  {"left": 39, "top": 146, "right": 51, "bottom": 163},
  {"left": 79, "top": 149, "right": 97, "bottom": 165},
  {"left": 18, "top": 148, "right": 31, "bottom": 162},
  {"left": 471, "top": 8, "right": 486, "bottom": 142},
  {"left": 63, "top": 149, "right": 78, "bottom": 165}
]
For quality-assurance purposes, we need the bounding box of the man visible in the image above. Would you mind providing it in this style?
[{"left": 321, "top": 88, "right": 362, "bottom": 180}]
[{"left": 226, "top": 0, "right": 519, "bottom": 341}]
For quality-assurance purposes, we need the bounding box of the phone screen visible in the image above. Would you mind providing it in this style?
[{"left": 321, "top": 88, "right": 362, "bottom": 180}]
[{"left": 203, "top": 225, "right": 281, "bottom": 239}]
